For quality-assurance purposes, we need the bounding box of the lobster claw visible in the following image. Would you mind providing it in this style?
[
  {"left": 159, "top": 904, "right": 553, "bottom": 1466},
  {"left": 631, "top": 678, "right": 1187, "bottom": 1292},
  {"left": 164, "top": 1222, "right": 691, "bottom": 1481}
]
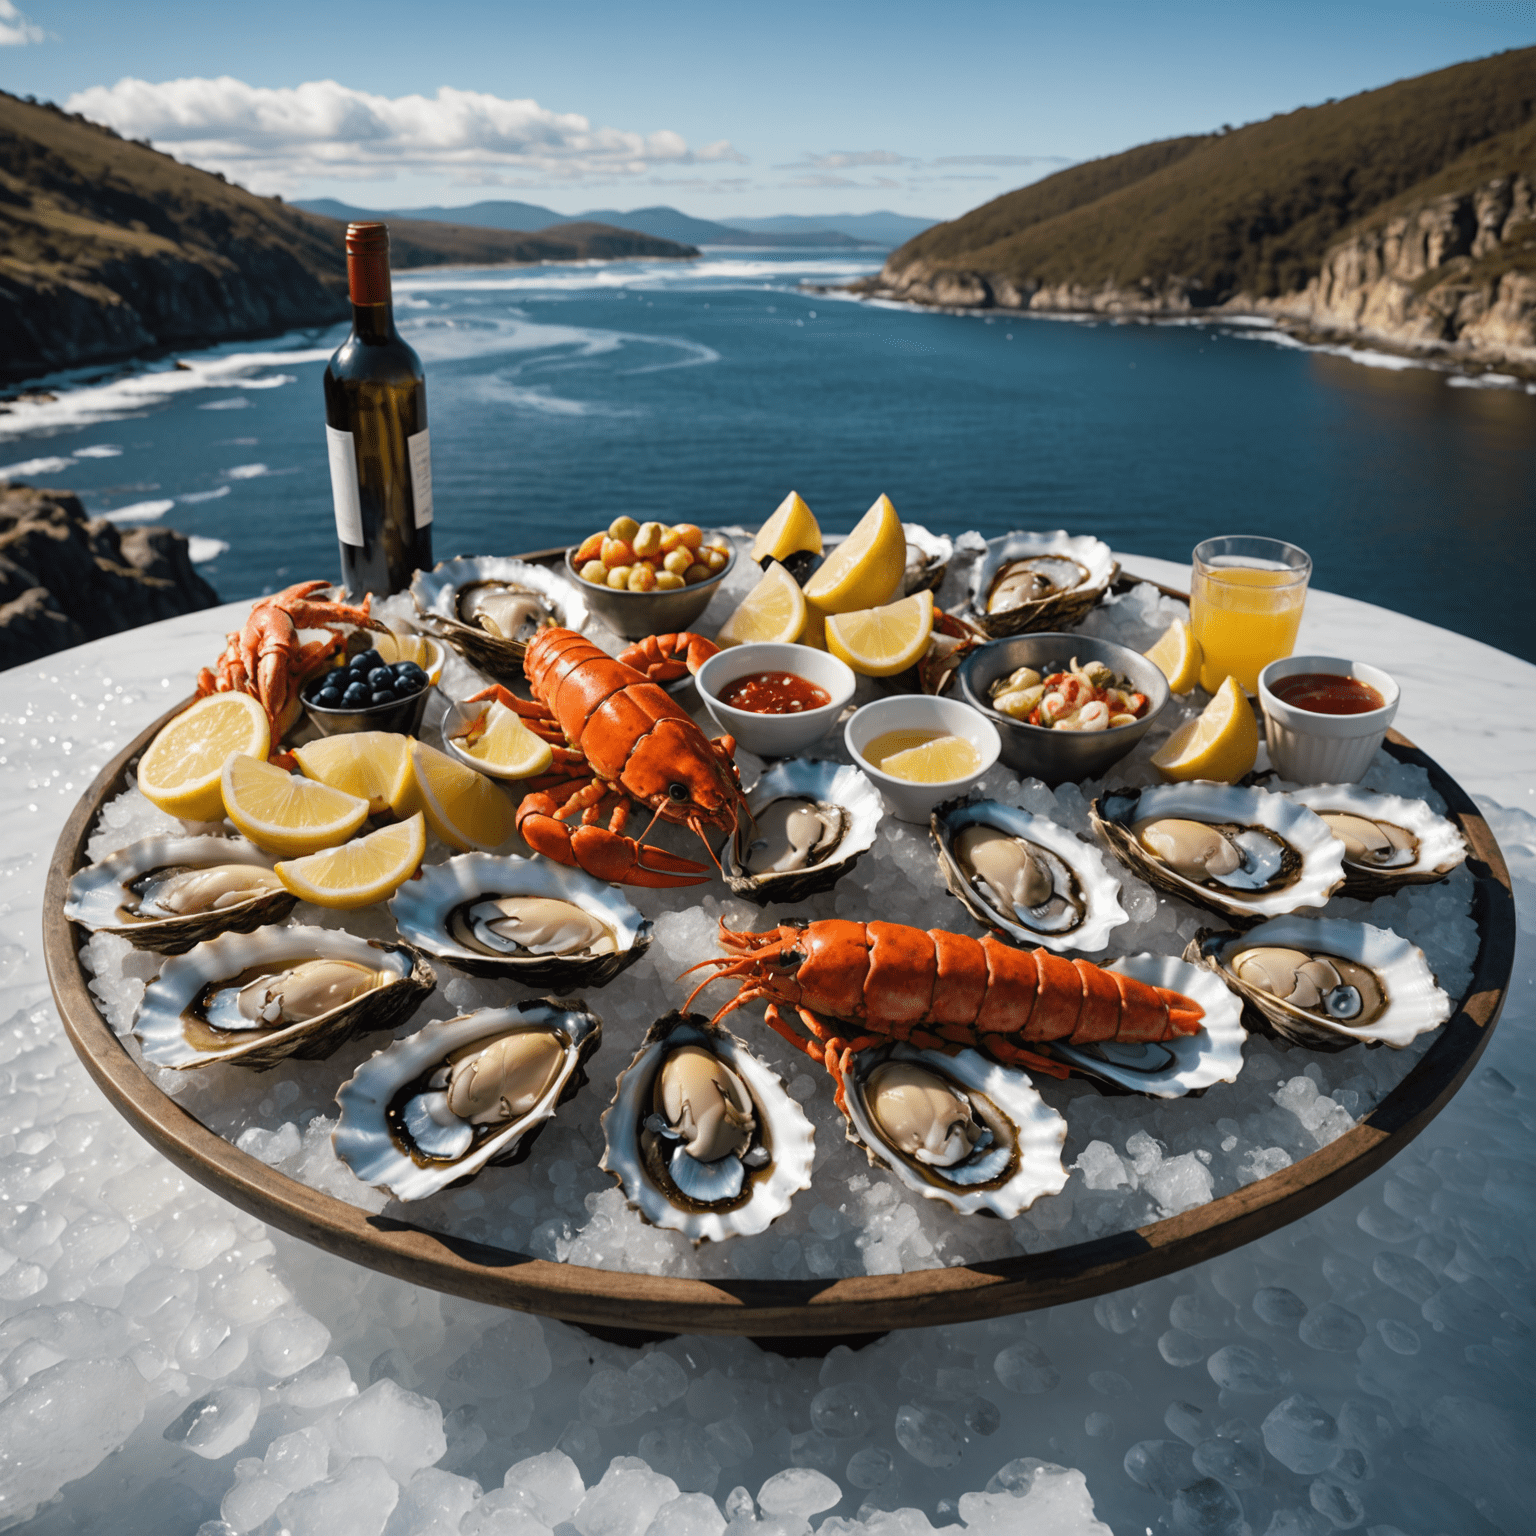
[
  {"left": 615, "top": 631, "right": 721, "bottom": 684},
  {"left": 517, "top": 798, "right": 712, "bottom": 889}
]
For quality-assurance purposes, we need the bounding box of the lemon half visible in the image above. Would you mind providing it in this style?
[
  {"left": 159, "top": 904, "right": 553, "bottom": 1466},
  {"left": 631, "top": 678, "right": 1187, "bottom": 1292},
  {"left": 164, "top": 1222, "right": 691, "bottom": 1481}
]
[
  {"left": 1150, "top": 676, "right": 1259, "bottom": 783},
  {"left": 802, "top": 494, "right": 906, "bottom": 615},
  {"left": 453, "top": 702, "right": 555, "bottom": 779},
  {"left": 750, "top": 490, "right": 822, "bottom": 564},
  {"left": 826, "top": 589, "right": 934, "bottom": 677},
  {"left": 1145, "top": 619, "right": 1202, "bottom": 695},
  {"left": 715, "top": 561, "right": 808, "bottom": 648},
  {"left": 137, "top": 692, "right": 271, "bottom": 821}
]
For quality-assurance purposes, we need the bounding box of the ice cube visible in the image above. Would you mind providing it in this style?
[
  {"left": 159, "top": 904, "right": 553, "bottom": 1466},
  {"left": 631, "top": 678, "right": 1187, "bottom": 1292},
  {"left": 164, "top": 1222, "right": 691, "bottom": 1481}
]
[
  {"left": 992, "top": 1339, "right": 1059, "bottom": 1393},
  {"left": 336, "top": 1379, "right": 446, "bottom": 1483},
  {"left": 893, "top": 1403, "right": 965, "bottom": 1469},
  {"left": 253, "top": 1312, "right": 332, "bottom": 1379},
  {"left": 757, "top": 1466, "right": 841, "bottom": 1518},
  {"left": 270, "top": 1458, "right": 399, "bottom": 1536},
  {"left": 1261, "top": 1394, "right": 1340, "bottom": 1475},
  {"left": 1297, "top": 1302, "right": 1366, "bottom": 1352},
  {"left": 642, "top": 1491, "right": 726, "bottom": 1536},
  {"left": 571, "top": 1456, "right": 681, "bottom": 1536},
  {"left": 502, "top": 1449, "right": 584, "bottom": 1526}
]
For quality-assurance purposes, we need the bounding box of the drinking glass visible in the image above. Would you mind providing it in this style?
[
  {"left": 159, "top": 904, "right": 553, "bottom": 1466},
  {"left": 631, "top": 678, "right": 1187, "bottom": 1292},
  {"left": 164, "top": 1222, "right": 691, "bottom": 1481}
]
[{"left": 1190, "top": 536, "right": 1312, "bottom": 694}]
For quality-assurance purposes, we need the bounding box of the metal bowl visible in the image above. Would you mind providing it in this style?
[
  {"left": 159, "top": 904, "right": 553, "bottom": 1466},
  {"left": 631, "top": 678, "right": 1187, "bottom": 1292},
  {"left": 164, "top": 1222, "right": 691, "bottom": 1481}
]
[
  {"left": 957, "top": 633, "right": 1168, "bottom": 785},
  {"left": 564, "top": 537, "right": 736, "bottom": 640},
  {"left": 301, "top": 681, "right": 433, "bottom": 739}
]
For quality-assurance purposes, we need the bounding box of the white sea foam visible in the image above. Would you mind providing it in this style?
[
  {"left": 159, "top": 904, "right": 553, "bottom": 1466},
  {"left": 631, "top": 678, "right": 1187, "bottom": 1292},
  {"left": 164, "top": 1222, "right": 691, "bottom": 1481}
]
[
  {"left": 100, "top": 499, "right": 175, "bottom": 524},
  {"left": 188, "top": 537, "right": 229, "bottom": 564},
  {"left": 0, "top": 454, "right": 73, "bottom": 476}
]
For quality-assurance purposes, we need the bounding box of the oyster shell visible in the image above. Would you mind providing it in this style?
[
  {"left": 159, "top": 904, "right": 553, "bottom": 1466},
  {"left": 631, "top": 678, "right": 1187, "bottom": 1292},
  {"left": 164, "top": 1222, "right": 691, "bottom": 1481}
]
[
  {"left": 389, "top": 852, "right": 650, "bottom": 988},
  {"left": 1046, "top": 952, "right": 1245, "bottom": 1096},
  {"left": 410, "top": 556, "right": 588, "bottom": 678},
  {"left": 1092, "top": 783, "right": 1344, "bottom": 923},
  {"left": 842, "top": 1045, "right": 1067, "bottom": 1217},
  {"left": 903, "top": 523, "right": 954, "bottom": 595},
  {"left": 969, "top": 531, "right": 1118, "bottom": 637},
  {"left": 600, "top": 1012, "right": 814, "bottom": 1243},
  {"left": 64, "top": 835, "right": 294, "bottom": 953},
  {"left": 930, "top": 797, "right": 1128, "bottom": 953},
  {"left": 724, "top": 759, "right": 881, "bottom": 906},
  {"left": 1189, "top": 915, "right": 1453, "bottom": 1051},
  {"left": 1287, "top": 785, "right": 1466, "bottom": 899},
  {"left": 134, "top": 925, "right": 434, "bottom": 1070},
  {"left": 332, "top": 1000, "right": 601, "bottom": 1200}
]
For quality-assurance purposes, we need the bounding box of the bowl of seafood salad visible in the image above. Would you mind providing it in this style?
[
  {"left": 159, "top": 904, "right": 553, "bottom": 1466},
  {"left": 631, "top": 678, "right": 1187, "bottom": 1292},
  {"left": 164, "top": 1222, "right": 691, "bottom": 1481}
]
[{"left": 959, "top": 633, "right": 1168, "bottom": 785}]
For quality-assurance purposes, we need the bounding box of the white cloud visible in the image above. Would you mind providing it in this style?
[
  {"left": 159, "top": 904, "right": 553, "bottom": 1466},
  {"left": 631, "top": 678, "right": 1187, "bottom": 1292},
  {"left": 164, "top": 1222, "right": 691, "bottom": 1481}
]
[
  {"left": 933, "top": 154, "right": 1075, "bottom": 169},
  {"left": 64, "top": 76, "right": 744, "bottom": 190},
  {"left": 0, "top": 0, "right": 45, "bottom": 45},
  {"left": 777, "top": 149, "right": 913, "bottom": 171}
]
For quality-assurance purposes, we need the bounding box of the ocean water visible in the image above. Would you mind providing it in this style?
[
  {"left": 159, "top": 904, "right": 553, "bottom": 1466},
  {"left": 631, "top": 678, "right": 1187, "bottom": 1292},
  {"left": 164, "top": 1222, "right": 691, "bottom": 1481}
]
[{"left": 2, "top": 249, "right": 1533, "bottom": 662}]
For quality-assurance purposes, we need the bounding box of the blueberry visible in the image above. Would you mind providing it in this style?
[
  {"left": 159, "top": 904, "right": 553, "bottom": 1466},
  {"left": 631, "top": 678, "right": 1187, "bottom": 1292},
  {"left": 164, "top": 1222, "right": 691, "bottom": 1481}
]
[
  {"left": 353, "top": 649, "right": 383, "bottom": 673},
  {"left": 371, "top": 690, "right": 395, "bottom": 706},
  {"left": 341, "top": 685, "right": 369, "bottom": 707},
  {"left": 398, "top": 664, "right": 427, "bottom": 683},
  {"left": 317, "top": 688, "right": 342, "bottom": 707},
  {"left": 366, "top": 667, "right": 392, "bottom": 687}
]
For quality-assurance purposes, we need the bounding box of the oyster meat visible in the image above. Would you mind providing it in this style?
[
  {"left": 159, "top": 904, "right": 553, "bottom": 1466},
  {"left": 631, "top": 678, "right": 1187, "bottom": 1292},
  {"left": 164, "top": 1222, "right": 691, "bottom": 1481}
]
[
  {"left": 410, "top": 556, "right": 588, "bottom": 678},
  {"left": 64, "top": 835, "right": 294, "bottom": 953},
  {"left": 134, "top": 924, "right": 434, "bottom": 1070},
  {"left": 968, "top": 531, "right": 1118, "bottom": 637},
  {"left": 1288, "top": 785, "right": 1466, "bottom": 899},
  {"left": 930, "top": 798, "right": 1127, "bottom": 953},
  {"left": 334, "top": 1001, "right": 601, "bottom": 1200},
  {"left": 1093, "top": 783, "right": 1344, "bottom": 922},
  {"left": 902, "top": 523, "right": 954, "bottom": 595},
  {"left": 841, "top": 1044, "right": 1067, "bottom": 1218},
  {"left": 601, "top": 1012, "right": 815, "bottom": 1242}
]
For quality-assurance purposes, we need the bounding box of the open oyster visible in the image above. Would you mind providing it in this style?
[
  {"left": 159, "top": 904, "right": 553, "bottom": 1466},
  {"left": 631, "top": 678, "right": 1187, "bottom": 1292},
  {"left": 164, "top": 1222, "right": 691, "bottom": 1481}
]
[
  {"left": 930, "top": 797, "right": 1128, "bottom": 953},
  {"left": 841, "top": 1045, "right": 1067, "bottom": 1217},
  {"left": 1092, "top": 783, "right": 1345, "bottom": 923},
  {"left": 1046, "top": 952, "right": 1245, "bottom": 1096},
  {"left": 411, "top": 556, "right": 588, "bottom": 678},
  {"left": 1287, "top": 785, "right": 1466, "bottom": 900},
  {"left": 333, "top": 1000, "right": 601, "bottom": 1201},
  {"left": 390, "top": 852, "right": 650, "bottom": 988},
  {"left": 64, "top": 835, "right": 294, "bottom": 953},
  {"left": 134, "top": 925, "right": 434, "bottom": 1070},
  {"left": 724, "top": 760, "right": 881, "bottom": 906},
  {"left": 969, "top": 531, "right": 1118, "bottom": 637},
  {"left": 1189, "top": 915, "right": 1453, "bottom": 1051},
  {"left": 601, "top": 1012, "right": 815, "bottom": 1243},
  {"left": 903, "top": 523, "right": 954, "bottom": 595}
]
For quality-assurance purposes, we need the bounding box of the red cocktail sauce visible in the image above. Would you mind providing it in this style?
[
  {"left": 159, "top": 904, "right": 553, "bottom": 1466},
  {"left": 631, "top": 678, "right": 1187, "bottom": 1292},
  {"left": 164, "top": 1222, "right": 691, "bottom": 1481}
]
[
  {"left": 718, "top": 670, "right": 831, "bottom": 715},
  {"left": 1270, "top": 673, "right": 1386, "bottom": 715}
]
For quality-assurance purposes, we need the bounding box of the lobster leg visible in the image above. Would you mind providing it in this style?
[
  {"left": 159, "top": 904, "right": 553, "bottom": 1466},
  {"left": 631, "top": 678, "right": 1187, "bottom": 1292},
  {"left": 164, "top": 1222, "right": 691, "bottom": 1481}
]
[
  {"left": 981, "top": 1037, "right": 1072, "bottom": 1081},
  {"left": 465, "top": 684, "right": 567, "bottom": 744},
  {"left": 516, "top": 781, "right": 714, "bottom": 889}
]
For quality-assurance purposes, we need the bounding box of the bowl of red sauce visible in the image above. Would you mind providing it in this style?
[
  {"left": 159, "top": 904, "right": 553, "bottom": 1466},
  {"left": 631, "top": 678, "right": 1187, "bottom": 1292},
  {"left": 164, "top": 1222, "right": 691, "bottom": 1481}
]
[
  {"left": 696, "top": 642, "right": 857, "bottom": 759},
  {"left": 1258, "top": 656, "right": 1399, "bottom": 784}
]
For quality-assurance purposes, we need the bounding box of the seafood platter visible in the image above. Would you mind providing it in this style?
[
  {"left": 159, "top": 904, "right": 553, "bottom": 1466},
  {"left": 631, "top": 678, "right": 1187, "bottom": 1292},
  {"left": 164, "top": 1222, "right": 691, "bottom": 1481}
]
[{"left": 43, "top": 499, "right": 1514, "bottom": 1337}]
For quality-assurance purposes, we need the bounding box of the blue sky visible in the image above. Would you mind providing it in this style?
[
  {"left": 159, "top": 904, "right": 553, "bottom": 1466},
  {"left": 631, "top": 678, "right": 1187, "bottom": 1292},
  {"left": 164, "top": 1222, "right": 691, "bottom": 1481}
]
[{"left": 2, "top": 1, "right": 1532, "bottom": 221}]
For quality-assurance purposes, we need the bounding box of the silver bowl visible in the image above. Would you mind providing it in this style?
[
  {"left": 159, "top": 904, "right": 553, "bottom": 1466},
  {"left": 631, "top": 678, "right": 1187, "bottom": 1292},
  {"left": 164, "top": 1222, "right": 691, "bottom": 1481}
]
[
  {"left": 301, "top": 682, "right": 433, "bottom": 739},
  {"left": 565, "top": 537, "right": 736, "bottom": 640},
  {"left": 957, "top": 633, "right": 1168, "bottom": 785}
]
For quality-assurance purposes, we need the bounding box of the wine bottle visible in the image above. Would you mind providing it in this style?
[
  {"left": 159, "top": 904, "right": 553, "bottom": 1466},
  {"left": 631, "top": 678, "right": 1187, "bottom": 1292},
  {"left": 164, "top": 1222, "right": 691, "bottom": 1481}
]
[{"left": 323, "top": 222, "right": 433, "bottom": 597}]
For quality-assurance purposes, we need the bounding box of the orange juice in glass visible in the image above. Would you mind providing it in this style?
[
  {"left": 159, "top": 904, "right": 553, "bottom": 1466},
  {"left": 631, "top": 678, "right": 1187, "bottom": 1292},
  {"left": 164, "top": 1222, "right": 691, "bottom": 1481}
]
[{"left": 1190, "top": 536, "right": 1311, "bottom": 694}]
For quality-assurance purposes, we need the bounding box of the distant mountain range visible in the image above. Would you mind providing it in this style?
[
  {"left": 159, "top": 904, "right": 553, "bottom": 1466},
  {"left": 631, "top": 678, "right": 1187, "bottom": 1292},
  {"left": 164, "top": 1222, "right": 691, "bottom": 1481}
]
[{"left": 295, "top": 199, "right": 936, "bottom": 250}]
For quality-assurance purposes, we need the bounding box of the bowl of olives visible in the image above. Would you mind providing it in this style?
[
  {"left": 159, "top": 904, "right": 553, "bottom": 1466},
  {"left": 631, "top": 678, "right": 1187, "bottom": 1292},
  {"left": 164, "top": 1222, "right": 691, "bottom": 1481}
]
[{"left": 301, "top": 647, "right": 434, "bottom": 737}]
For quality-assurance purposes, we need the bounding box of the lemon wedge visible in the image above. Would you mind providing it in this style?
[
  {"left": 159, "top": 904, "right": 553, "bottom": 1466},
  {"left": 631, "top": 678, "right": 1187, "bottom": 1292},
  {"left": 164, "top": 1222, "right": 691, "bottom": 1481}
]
[
  {"left": 1150, "top": 676, "right": 1259, "bottom": 783},
  {"left": 825, "top": 589, "right": 934, "bottom": 677},
  {"left": 1145, "top": 619, "right": 1202, "bottom": 695},
  {"left": 373, "top": 631, "right": 445, "bottom": 684},
  {"left": 292, "top": 731, "right": 413, "bottom": 817},
  {"left": 876, "top": 733, "right": 981, "bottom": 784},
  {"left": 750, "top": 490, "right": 822, "bottom": 564},
  {"left": 715, "top": 561, "right": 808, "bottom": 648},
  {"left": 404, "top": 740, "right": 518, "bottom": 851},
  {"left": 274, "top": 814, "right": 426, "bottom": 909},
  {"left": 137, "top": 692, "right": 272, "bottom": 821},
  {"left": 221, "top": 753, "right": 370, "bottom": 856},
  {"left": 451, "top": 701, "right": 555, "bottom": 779},
  {"left": 803, "top": 494, "right": 906, "bottom": 615}
]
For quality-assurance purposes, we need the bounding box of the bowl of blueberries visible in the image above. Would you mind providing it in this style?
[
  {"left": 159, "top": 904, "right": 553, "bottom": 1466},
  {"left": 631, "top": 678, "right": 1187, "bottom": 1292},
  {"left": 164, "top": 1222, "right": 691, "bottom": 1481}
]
[{"left": 302, "top": 645, "right": 435, "bottom": 737}]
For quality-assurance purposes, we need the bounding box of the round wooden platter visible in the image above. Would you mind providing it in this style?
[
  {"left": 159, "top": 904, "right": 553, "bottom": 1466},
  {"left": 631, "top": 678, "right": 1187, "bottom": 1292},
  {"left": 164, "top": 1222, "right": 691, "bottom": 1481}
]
[{"left": 42, "top": 678, "right": 1514, "bottom": 1341}]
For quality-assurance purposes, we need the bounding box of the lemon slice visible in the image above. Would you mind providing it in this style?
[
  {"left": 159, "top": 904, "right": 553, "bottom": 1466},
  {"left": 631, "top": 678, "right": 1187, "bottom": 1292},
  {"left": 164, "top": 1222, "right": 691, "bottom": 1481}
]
[
  {"left": 1145, "top": 619, "right": 1202, "bottom": 695},
  {"left": 877, "top": 734, "right": 981, "bottom": 784},
  {"left": 802, "top": 494, "right": 906, "bottom": 615},
  {"left": 452, "top": 701, "right": 555, "bottom": 779},
  {"left": 404, "top": 740, "right": 517, "bottom": 851},
  {"left": 715, "top": 561, "right": 808, "bottom": 648},
  {"left": 292, "top": 731, "right": 413, "bottom": 817},
  {"left": 274, "top": 814, "right": 426, "bottom": 909},
  {"left": 1150, "top": 676, "right": 1259, "bottom": 783},
  {"left": 373, "top": 631, "right": 445, "bottom": 684},
  {"left": 221, "top": 753, "right": 370, "bottom": 857},
  {"left": 825, "top": 589, "right": 934, "bottom": 677},
  {"left": 751, "top": 490, "right": 822, "bottom": 564},
  {"left": 137, "top": 692, "right": 271, "bottom": 821}
]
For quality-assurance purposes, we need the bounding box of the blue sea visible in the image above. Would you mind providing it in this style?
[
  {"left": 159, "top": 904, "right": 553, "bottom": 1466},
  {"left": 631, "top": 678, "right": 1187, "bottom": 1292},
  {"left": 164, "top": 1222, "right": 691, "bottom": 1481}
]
[{"left": 3, "top": 249, "right": 1533, "bottom": 663}]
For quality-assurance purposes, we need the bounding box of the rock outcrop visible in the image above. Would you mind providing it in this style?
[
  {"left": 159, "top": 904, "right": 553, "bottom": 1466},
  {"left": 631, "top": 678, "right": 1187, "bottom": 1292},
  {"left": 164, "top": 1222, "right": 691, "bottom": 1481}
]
[{"left": 0, "top": 482, "right": 219, "bottom": 670}]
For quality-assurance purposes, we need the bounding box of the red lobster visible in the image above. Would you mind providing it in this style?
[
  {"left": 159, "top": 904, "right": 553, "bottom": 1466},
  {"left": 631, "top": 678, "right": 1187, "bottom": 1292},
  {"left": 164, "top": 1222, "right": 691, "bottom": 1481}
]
[
  {"left": 616, "top": 631, "right": 720, "bottom": 684},
  {"left": 466, "top": 626, "right": 748, "bottom": 887},
  {"left": 684, "top": 918, "right": 1205, "bottom": 1107}
]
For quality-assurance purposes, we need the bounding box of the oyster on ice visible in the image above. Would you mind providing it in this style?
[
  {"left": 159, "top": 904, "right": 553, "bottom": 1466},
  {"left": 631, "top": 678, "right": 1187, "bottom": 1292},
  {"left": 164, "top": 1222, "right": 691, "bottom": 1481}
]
[
  {"left": 1188, "top": 915, "right": 1453, "bottom": 1051},
  {"left": 930, "top": 797, "right": 1127, "bottom": 953},
  {"left": 724, "top": 760, "right": 881, "bottom": 906},
  {"left": 601, "top": 1012, "right": 815, "bottom": 1243},
  {"left": 1287, "top": 784, "right": 1466, "bottom": 899},
  {"left": 410, "top": 556, "right": 588, "bottom": 678},
  {"left": 1092, "top": 783, "right": 1345, "bottom": 922},
  {"left": 64, "top": 835, "right": 294, "bottom": 953},
  {"left": 902, "top": 523, "right": 954, "bottom": 595},
  {"left": 134, "top": 924, "right": 434, "bottom": 1070},
  {"left": 841, "top": 1045, "right": 1067, "bottom": 1217},
  {"left": 333, "top": 1000, "right": 601, "bottom": 1201},
  {"left": 390, "top": 852, "right": 650, "bottom": 988},
  {"left": 969, "top": 531, "right": 1118, "bottom": 637}
]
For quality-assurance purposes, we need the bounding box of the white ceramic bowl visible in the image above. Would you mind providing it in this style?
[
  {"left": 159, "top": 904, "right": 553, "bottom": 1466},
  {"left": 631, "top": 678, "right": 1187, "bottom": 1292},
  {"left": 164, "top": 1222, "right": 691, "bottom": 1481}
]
[
  {"left": 1258, "top": 655, "right": 1399, "bottom": 784},
  {"left": 696, "top": 643, "right": 857, "bottom": 759},
  {"left": 845, "top": 695, "right": 1001, "bottom": 823}
]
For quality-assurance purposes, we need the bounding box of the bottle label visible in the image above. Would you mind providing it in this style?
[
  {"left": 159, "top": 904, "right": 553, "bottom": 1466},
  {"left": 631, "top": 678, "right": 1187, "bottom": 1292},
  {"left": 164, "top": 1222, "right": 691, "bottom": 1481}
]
[
  {"left": 325, "top": 425, "right": 364, "bottom": 547},
  {"left": 407, "top": 428, "right": 434, "bottom": 528}
]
